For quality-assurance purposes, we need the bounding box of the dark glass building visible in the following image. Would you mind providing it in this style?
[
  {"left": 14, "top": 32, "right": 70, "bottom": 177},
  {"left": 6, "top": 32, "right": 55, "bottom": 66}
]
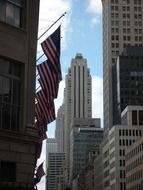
[{"left": 116, "top": 46, "right": 143, "bottom": 124}]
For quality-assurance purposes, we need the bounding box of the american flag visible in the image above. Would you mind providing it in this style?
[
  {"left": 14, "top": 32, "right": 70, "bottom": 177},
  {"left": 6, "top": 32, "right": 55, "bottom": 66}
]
[
  {"left": 34, "top": 162, "right": 45, "bottom": 185},
  {"left": 41, "top": 26, "right": 62, "bottom": 81},
  {"left": 36, "top": 90, "right": 50, "bottom": 123},
  {"left": 37, "top": 60, "right": 59, "bottom": 100},
  {"left": 36, "top": 90, "right": 56, "bottom": 124}
]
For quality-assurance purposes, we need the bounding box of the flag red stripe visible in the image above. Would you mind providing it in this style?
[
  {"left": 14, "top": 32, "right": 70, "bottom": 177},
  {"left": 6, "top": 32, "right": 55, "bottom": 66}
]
[{"left": 41, "top": 41, "right": 60, "bottom": 77}]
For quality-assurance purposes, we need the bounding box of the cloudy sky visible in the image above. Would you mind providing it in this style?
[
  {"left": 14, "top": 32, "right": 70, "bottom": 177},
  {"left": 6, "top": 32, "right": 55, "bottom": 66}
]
[{"left": 37, "top": 0, "right": 103, "bottom": 189}]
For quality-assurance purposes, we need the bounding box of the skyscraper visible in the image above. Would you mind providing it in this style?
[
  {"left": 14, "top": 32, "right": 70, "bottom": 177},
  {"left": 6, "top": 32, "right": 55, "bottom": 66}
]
[
  {"left": 45, "top": 138, "right": 58, "bottom": 190},
  {"left": 116, "top": 45, "right": 143, "bottom": 123},
  {"left": 102, "top": 0, "right": 143, "bottom": 132},
  {"left": 70, "top": 118, "right": 103, "bottom": 180},
  {"left": 47, "top": 153, "right": 65, "bottom": 190},
  {"left": 55, "top": 104, "right": 65, "bottom": 152},
  {"left": 64, "top": 53, "right": 92, "bottom": 181}
]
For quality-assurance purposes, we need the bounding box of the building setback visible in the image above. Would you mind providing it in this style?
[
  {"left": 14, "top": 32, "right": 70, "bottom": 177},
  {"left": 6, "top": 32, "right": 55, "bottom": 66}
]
[{"left": 0, "top": 0, "right": 39, "bottom": 189}]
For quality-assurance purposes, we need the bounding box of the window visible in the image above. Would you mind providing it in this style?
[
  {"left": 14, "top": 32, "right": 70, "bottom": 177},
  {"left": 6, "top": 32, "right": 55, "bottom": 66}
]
[
  {"left": 0, "top": 0, "right": 24, "bottom": 27},
  {"left": 0, "top": 58, "right": 22, "bottom": 131},
  {"left": 120, "top": 170, "right": 122, "bottom": 178},
  {"left": 0, "top": 161, "right": 16, "bottom": 182},
  {"left": 132, "top": 110, "right": 137, "bottom": 125},
  {"left": 139, "top": 111, "right": 143, "bottom": 125}
]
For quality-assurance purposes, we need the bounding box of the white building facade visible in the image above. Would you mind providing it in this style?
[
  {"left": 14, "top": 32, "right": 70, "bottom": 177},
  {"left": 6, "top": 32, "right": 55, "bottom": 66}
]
[{"left": 108, "top": 106, "right": 143, "bottom": 190}]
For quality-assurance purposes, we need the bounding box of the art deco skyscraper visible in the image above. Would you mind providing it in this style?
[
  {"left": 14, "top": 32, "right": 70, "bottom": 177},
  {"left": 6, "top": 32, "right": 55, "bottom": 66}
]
[
  {"left": 65, "top": 53, "right": 92, "bottom": 119},
  {"left": 102, "top": 0, "right": 143, "bottom": 132},
  {"left": 55, "top": 104, "right": 65, "bottom": 152},
  {"left": 64, "top": 53, "right": 92, "bottom": 179}
]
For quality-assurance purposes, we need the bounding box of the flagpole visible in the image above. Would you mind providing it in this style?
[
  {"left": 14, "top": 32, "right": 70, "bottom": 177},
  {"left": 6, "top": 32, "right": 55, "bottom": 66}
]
[
  {"left": 36, "top": 12, "right": 66, "bottom": 62},
  {"left": 37, "top": 11, "right": 66, "bottom": 41},
  {"left": 36, "top": 54, "right": 44, "bottom": 62}
]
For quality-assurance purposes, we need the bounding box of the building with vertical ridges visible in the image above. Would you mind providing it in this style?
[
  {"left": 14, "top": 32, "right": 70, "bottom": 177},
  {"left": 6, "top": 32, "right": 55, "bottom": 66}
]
[
  {"left": 64, "top": 54, "right": 92, "bottom": 181},
  {"left": 55, "top": 104, "right": 65, "bottom": 152}
]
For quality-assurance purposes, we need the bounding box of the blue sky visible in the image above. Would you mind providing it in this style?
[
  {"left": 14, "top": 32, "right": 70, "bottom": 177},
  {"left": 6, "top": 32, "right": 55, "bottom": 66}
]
[{"left": 37, "top": 0, "right": 103, "bottom": 189}]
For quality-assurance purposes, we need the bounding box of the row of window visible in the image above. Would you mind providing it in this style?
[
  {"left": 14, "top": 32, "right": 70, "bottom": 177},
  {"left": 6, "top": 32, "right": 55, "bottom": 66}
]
[
  {"left": 111, "top": 13, "right": 142, "bottom": 19},
  {"left": 119, "top": 129, "right": 142, "bottom": 136},
  {"left": 127, "top": 183, "right": 143, "bottom": 190},
  {"left": 111, "top": 38, "right": 143, "bottom": 47},
  {"left": 126, "top": 143, "right": 143, "bottom": 160},
  {"left": 126, "top": 156, "right": 143, "bottom": 172},
  {"left": 119, "top": 139, "right": 135, "bottom": 146},
  {"left": 111, "top": 0, "right": 141, "bottom": 4},
  {"left": 111, "top": 0, "right": 142, "bottom": 9},
  {"left": 126, "top": 170, "right": 142, "bottom": 184},
  {"left": 111, "top": 20, "right": 142, "bottom": 27}
]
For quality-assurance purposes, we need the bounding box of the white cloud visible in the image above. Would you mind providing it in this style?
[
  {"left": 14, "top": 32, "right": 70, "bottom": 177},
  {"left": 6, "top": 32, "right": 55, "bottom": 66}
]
[
  {"left": 91, "top": 17, "right": 99, "bottom": 25},
  {"left": 92, "top": 76, "right": 103, "bottom": 127},
  {"left": 38, "top": 0, "right": 72, "bottom": 53},
  {"left": 86, "top": 0, "right": 102, "bottom": 26},
  {"left": 86, "top": 0, "right": 102, "bottom": 14}
]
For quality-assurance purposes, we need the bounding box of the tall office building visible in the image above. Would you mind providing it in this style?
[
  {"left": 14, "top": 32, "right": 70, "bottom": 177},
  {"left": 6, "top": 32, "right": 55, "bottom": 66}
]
[
  {"left": 64, "top": 54, "right": 92, "bottom": 178},
  {"left": 47, "top": 153, "right": 65, "bottom": 190},
  {"left": 45, "top": 138, "right": 58, "bottom": 190},
  {"left": 55, "top": 104, "right": 65, "bottom": 152},
  {"left": 70, "top": 118, "right": 103, "bottom": 181},
  {"left": 116, "top": 45, "right": 143, "bottom": 123},
  {"left": 0, "top": 1, "right": 39, "bottom": 189},
  {"left": 102, "top": 0, "right": 143, "bottom": 132}
]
